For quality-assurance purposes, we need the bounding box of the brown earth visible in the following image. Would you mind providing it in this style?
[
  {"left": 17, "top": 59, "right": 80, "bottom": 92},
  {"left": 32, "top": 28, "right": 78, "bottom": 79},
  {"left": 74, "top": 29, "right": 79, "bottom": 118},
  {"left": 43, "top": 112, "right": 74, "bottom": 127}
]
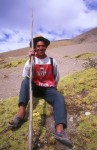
[{"left": 73, "top": 27, "right": 97, "bottom": 43}]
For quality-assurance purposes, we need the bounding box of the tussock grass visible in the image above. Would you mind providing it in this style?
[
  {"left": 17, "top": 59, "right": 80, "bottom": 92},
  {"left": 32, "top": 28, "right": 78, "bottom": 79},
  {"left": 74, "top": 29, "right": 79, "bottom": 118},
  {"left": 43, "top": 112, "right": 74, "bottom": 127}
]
[
  {"left": 64, "top": 55, "right": 69, "bottom": 58},
  {"left": 0, "top": 58, "right": 28, "bottom": 69},
  {"left": 58, "top": 68, "right": 97, "bottom": 149},
  {"left": 0, "top": 97, "right": 54, "bottom": 150},
  {"left": 1, "top": 68, "right": 97, "bottom": 149},
  {"left": 73, "top": 52, "right": 97, "bottom": 60},
  {"left": 76, "top": 115, "right": 97, "bottom": 150}
]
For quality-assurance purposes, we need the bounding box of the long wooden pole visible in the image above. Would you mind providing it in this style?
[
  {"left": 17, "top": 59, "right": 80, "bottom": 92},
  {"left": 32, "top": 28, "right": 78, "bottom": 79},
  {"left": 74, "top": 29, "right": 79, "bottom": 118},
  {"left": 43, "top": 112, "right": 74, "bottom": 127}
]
[{"left": 28, "top": 9, "right": 34, "bottom": 150}]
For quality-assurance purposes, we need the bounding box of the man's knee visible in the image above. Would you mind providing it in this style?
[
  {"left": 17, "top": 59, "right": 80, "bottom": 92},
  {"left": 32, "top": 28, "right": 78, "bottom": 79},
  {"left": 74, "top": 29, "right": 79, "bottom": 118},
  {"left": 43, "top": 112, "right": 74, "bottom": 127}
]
[
  {"left": 55, "top": 92, "right": 66, "bottom": 106},
  {"left": 21, "top": 78, "right": 29, "bottom": 88}
]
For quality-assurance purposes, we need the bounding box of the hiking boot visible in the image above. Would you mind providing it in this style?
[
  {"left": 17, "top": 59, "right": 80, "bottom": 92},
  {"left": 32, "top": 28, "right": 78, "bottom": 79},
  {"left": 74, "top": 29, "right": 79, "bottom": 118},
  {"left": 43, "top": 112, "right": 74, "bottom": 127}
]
[
  {"left": 9, "top": 116, "right": 25, "bottom": 128},
  {"left": 53, "top": 131, "right": 73, "bottom": 148}
]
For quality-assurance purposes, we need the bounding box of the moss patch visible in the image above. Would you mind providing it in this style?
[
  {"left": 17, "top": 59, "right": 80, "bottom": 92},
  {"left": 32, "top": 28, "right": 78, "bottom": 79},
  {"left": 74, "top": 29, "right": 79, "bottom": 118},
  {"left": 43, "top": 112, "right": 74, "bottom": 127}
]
[
  {"left": 58, "top": 68, "right": 97, "bottom": 149},
  {"left": 64, "top": 55, "right": 69, "bottom": 58},
  {"left": 0, "top": 58, "right": 27, "bottom": 69},
  {"left": 76, "top": 115, "right": 97, "bottom": 150},
  {"left": 73, "top": 53, "right": 97, "bottom": 60},
  {"left": 0, "top": 97, "right": 54, "bottom": 150},
  {"left": 1, "top": 68, "right": 97, "bottom": 149}
]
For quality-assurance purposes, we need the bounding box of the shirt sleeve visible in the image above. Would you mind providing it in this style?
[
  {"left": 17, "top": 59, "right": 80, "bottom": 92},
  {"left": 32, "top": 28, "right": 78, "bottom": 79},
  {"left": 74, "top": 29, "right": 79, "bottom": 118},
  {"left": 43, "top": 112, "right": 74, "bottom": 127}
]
[
  {"left": 22, "top": 60, "right": 31, "bottom": 78},
  {"left": 53, "top": 58, "right": 59, "bottom": 87}
]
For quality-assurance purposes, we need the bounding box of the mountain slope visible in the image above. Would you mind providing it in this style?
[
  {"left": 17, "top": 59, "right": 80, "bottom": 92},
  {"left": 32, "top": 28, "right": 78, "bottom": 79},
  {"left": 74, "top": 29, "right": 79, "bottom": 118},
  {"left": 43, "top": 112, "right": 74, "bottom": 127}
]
[
  {"left": 0, "top": 27, "right": 97, "bottom": 59},
  {"left": 73, "top": 27, "right": 97, "bottom": 43}
]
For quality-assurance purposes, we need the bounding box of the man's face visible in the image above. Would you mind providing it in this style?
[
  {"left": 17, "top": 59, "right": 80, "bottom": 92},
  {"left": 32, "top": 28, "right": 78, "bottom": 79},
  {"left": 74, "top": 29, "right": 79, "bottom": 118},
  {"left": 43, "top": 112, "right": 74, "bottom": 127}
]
[{"left": 35, "top": 41, "right": 46, "bottom": 56}]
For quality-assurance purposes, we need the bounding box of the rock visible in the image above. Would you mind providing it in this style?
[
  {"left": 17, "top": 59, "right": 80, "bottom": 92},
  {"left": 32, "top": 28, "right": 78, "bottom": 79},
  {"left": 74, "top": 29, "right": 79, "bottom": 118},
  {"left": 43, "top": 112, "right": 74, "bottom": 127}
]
[{"left": 85, "top": 112, "right": 91, "bottom": 116}]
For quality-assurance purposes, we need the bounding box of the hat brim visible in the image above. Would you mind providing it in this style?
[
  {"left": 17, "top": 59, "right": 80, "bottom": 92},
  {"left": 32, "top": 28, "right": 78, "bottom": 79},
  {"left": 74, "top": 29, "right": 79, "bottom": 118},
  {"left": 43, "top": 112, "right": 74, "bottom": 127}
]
[{"left": 33, "top": 36, "right": 50, "bottom": 48}]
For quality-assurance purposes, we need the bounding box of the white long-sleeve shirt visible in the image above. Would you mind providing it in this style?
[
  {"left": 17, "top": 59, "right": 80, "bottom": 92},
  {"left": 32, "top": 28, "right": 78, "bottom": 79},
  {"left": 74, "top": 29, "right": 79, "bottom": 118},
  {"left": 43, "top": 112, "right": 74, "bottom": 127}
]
[{"left": 22, "top": 56, "right": 59, "bottom": 87}]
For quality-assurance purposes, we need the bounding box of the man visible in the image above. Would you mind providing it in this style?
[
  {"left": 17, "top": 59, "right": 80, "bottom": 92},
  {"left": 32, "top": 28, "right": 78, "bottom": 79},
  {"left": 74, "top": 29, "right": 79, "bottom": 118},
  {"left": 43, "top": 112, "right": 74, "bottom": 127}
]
[{"left": 9, "top": 36, "right": 72, "bottom": 148}]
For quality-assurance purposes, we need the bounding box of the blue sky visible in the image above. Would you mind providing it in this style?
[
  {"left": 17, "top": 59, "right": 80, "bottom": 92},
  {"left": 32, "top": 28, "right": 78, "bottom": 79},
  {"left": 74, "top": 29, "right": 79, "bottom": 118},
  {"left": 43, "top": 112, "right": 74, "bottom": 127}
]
[{"left": 0, "top": 0, "right": 97, "bottom": 53}]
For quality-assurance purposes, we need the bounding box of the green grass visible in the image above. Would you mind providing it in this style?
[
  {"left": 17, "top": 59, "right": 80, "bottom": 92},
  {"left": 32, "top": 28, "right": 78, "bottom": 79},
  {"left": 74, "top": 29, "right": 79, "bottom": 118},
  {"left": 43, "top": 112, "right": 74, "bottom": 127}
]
[
  {"left": 0, "top": 58, "right": 28, "bottom": 69},
  {"left": 64, "top": 55, "right": 69, "bottom": 58},
  {"left": 73, "top": 53, "right": 97, "bottom": 60},
  {"left": 58, "top": 68, "right": 97, "bottom": 97},
  {"left": 58, "top": 68, "right": 97, "bottom": 149},
  {"left": 76, "top": 115, "right": 97, "bottom": 150},
  {"left": 1, "top": 68, "right": 97, "bottom": 149},
  {"left": 0, "top": 97, "right": 54, "bottom": 150}
]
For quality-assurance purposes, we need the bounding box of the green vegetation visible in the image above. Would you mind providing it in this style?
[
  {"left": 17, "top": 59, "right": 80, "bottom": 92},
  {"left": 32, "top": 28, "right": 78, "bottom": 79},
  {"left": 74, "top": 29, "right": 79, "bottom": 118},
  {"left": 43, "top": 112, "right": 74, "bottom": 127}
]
[
  {"left": 0, "top": 97, "right": 54, "bottom": 150},
  {"left": 73, "top": 52, "right": 97, "bottom": 60},
  {"left": 0, "top": 58, "right": 28, "bottom": 69},
  {"left": 64, "top": 55, "right": 69, "bottom": 58},
  {"left": 58, "top": 68, "right": 97, "bottom": 149},
  {"left": 1, "top": 68, "right": 97, "bottom": 149},
  {"left": 76, "top": 115, "right": 97, "bottom": 150}
]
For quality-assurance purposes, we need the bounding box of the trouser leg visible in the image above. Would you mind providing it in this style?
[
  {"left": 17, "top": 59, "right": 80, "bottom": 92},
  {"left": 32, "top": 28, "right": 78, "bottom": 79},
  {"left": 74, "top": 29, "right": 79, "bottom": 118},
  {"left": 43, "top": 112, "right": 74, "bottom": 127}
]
[
  {"left": 44, "top": 88, "right": 67, "bottom": 128},
  {"left": 18, "top": 78, "right": 44, "bottom": 107},
  {"left": 18, "top": 78, "right": 29, "bottom": 107}
]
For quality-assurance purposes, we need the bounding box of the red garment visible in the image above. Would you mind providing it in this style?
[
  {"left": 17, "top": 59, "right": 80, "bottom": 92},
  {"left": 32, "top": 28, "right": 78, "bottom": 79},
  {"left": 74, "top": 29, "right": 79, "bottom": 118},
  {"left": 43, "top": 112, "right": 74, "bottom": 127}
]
[{"left": 32, "top": 64, "right": 55, "bottom": 87}]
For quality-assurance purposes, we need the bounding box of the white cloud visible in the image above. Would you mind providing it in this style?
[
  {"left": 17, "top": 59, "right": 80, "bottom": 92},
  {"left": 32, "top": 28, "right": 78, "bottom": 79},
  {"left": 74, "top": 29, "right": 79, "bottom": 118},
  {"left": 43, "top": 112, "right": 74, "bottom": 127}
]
[
  {"left": 33, "top": 0, "right": 97, "bottom": 32},
  {"left": 0, "top": 33, "right": 6, "bottom": 40},
  {"left": 0, "top": 0, "right": 97, "bottom": 52},
  {"left": 0, "top": 29, "right": 31, "bottom": 53}
]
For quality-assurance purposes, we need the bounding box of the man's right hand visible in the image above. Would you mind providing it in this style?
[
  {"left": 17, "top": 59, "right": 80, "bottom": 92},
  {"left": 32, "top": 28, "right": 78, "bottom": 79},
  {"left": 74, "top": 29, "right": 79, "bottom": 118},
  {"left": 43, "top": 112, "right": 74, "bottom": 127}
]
[{"left": 28, "top": 49, "right": 35, "bottom": 58}]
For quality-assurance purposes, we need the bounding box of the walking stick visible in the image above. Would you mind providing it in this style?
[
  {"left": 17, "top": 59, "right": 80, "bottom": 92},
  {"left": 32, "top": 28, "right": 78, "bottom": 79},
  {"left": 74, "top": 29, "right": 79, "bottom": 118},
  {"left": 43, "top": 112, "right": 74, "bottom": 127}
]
[{"left": 28, "top": 10, "right": 34, "bottom": 150}]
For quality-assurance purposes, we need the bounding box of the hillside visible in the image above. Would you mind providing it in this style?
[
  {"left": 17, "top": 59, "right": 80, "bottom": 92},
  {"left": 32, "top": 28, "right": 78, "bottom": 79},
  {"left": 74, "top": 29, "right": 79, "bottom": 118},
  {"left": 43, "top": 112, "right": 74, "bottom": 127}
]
[
  {"left": 0, "top": 27, "right": 97, "bottom": 150},
  {"left": 1, "top": 27, "right": 97, "bottom": 59},
  {"left": 73, "top": 27, "right": 97, "bottom": 43},
  {"left": 0, "top": 40, "right": 75, "bottom": 59}
]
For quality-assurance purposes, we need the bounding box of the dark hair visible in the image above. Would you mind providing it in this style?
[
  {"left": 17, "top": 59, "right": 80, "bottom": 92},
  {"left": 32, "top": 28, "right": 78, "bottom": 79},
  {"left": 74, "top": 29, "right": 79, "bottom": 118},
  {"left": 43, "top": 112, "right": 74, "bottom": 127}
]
[{"left": 30, "top": 36, "right": 50, "bottom": 48}]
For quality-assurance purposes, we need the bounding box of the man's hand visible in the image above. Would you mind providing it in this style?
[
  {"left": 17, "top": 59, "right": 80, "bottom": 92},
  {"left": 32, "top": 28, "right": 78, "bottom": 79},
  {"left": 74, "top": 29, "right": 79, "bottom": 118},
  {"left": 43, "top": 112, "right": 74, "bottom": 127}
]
[{"left": 28, "top": 49, "right": 35, "bottom": 58}]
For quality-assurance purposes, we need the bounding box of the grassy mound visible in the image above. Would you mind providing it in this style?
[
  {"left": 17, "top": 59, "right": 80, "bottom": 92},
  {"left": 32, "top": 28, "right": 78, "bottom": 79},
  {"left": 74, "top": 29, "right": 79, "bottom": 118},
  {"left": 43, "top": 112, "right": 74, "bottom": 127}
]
[
  {"left": 58, "top": 68, "right": 97, "bottom": 149},
  {"left": 1, "top": 68, "right": 97, "bottom": 149},
  {"left": 73, "top": 52, "right": 97, "bottom": 60},
  {"left": 0, "top": 58, "right": 27, "bottom": 69},
  {"left": 0, "top": 97, "right": 55, "bottom": 150}
]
